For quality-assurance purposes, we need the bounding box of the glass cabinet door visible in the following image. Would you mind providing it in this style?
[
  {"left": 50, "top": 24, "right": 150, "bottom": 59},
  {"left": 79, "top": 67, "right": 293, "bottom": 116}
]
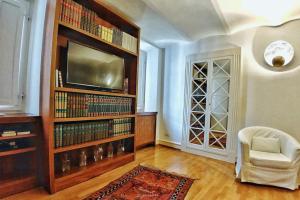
[
  {"left": 189, "top": 61, "right": 208, "bottom": 146},
  {"left": 208, "top": 58, "right": 231, "bottom": 150}
]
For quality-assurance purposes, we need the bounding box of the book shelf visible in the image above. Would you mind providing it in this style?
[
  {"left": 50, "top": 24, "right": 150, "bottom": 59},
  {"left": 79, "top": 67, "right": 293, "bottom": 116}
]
[
  {"left": 0, "top": 114, "right": 41, "bottom": 198},
  {"left": 41, "top": 0, "right": 140, "bottom": 193}
]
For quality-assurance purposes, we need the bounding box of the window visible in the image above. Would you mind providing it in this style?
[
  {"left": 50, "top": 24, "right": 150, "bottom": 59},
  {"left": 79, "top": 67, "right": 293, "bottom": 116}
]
[
  {"left": 137, "top": 50, "right": 147, "bottom": 112},
  {"left": 137, "top": 40, "right": 161, "bottom": 112},
  {"left": 0, "top": 0, "right": 31, "bottom": 111}
]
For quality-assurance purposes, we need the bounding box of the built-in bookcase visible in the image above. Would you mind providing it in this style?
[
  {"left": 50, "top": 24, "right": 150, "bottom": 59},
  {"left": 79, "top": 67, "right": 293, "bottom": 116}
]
[
  {"left": 41, "top": 0, "right": 140, "bottom": 193},
  {"left": 0, "top": 114, "right": 41, "bottom": 198}
]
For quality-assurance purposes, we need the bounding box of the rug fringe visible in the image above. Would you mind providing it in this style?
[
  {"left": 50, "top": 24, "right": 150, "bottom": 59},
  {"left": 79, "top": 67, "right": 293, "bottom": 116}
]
[{"left": 139, "top": 163, "right": 199, "bottom": 180}]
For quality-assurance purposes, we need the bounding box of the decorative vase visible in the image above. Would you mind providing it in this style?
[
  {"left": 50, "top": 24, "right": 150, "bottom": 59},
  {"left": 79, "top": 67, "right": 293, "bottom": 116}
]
[{"left": 79, "top": 149, "right": 87, "bottom": 167}]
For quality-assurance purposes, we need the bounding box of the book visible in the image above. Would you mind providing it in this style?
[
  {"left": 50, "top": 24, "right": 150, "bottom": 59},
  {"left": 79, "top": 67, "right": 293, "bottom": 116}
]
[
  {"left": 2, "top": 131, "right": 17, "bottom": 137},
  {"left": 17, "top": 131, "right": 31, "bottom": 135},
  {"left": 58, "top": 70, "right": 63, "bottom": 87}
]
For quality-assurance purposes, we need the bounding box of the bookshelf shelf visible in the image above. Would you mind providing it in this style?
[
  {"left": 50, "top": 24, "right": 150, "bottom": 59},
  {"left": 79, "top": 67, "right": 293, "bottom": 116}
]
[
  {"left": 54, "top": 153, "right": 134, "bottom": 191},
  {"left": 54, "top": 134, "right": 135, "bottom": 153},
  {"left": 54, "top": 114, "right": 135, "bottom": 123},
  {"left": 0, "top": 147, "right": 36, "bottom": 157},
  {"left": 58, "top": 21, "right": 138, "bottom": 57},
  {"left": 0, "top": 134, "right": 37, "bottom": 141},
  {"left": 55, "top": 87, "right": 136, "bottom": 98}
]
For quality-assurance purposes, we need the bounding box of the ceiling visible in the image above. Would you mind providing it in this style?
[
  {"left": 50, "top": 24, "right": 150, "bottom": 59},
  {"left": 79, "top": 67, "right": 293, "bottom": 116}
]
[{"left": 105, "top": 0, "right": 300, "bottom": 45}]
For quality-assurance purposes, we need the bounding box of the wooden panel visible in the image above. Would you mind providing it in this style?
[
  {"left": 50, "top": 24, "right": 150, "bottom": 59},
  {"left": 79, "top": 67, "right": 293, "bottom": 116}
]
[
  {"left": 0, "top": 175, "right": 37, "bottom": 198},
  {"left": 40, "top": 0, "right": 61, "bottom": 193},
  {"left": 136, "top": 113, "right": 157, "bottom": 148}
]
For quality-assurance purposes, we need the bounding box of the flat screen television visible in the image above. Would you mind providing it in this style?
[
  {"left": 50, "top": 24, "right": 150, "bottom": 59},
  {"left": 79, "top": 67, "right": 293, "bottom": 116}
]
[{"left": 66, "top": 41, "right": 125, "bottom": 90}]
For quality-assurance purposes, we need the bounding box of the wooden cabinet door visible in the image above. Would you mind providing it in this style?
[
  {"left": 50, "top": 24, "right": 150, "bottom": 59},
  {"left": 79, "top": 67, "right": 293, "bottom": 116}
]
[{"left": 136, "top": 113, "right": 157, "bottom": 148}]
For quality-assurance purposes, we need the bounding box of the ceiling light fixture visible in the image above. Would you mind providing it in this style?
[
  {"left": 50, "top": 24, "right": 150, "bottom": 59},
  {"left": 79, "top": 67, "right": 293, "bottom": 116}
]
[{"left": 264, "top": 40, "right": 294, "bottom": 67}]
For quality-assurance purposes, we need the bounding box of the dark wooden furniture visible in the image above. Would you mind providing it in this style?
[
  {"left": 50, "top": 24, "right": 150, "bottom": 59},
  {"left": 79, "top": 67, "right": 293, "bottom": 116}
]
[
  {"left": 136, "top": 112, "right": 157, "bottom": 149},
  {"left": 41, "top": 0, "right": 140, "bottom": 193},
  {"left": 0, "top": 114, "right": 40, "bottom": 198}
]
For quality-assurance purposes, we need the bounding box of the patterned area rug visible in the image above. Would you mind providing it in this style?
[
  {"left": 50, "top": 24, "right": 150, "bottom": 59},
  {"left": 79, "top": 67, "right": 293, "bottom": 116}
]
[{"left": 85, "top": 165, "right": 194, "bottom": 200}]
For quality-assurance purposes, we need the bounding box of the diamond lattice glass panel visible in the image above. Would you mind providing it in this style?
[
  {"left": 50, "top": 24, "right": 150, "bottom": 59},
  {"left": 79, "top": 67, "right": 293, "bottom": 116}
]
[
  {"left": 190, "top": 113, "right": 206, "bottom": 129},
  {"left": 213, "top": 59, "right": 230, "bottom": 77},
  {"left": 210, "top": 113, "right": 228, "bottom": 131},
  {"left": 211, "top": 78, "right": 230, "bottom": 97},
  {"left": 193, "top": 62, "right": 208, "bottom": 79},
  {"left": 191, "top": 96, "right": 206, "bottom": 112},
  {"left": 211, "top": 96, "right": 229, "bottom": 113},
  {"left": 189, "top": 128, "right": 205, "bottom": 145},
  {"left": 192, "top": 80, "right": 207, "bottom": 96},
  {"left": 209, "top": 131, "right": 227, "bottom": 149}
]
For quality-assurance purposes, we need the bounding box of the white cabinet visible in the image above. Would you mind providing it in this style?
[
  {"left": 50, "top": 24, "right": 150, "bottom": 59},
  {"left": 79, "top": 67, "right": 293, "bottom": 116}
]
[{"left": 182, "top": 48, "right": 241, "bottom": 162}]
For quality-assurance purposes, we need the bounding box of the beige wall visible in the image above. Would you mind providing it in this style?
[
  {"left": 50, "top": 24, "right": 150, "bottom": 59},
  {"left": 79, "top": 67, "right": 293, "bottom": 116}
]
[{"left": 159, "top": 19, "right": 300, "bottom": 147}]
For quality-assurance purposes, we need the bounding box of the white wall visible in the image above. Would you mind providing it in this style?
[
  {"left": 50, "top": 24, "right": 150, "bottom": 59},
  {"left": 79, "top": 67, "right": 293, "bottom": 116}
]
[
  {"left": 158, "top": 19, "right": 300, "bottom": 147},
  {"left": 25, "top": 0, "right": 47, "bottom": 115},
  {"left": 158, "top": 43, "right": 186, "bottom": 144}
]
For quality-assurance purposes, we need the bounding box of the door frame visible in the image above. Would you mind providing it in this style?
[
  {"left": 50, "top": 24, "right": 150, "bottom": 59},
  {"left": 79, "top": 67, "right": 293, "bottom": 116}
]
[{"left": 181, "top": 47, "right": 242, "bottom": 163}]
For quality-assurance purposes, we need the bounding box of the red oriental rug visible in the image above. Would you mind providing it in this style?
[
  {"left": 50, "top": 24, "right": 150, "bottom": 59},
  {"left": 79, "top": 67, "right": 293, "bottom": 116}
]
[{"left": 85, "top": 165, "right": 194, "bottom": 200}]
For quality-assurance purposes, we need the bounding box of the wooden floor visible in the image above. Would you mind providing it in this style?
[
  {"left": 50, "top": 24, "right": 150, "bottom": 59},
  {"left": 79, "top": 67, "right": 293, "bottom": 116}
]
[{"left": 4, "top": 145, "right": 300, "bottom": 200}]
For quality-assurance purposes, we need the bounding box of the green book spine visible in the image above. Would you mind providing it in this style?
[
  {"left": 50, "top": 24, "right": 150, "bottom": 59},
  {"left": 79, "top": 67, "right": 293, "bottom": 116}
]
[{"left": 54, "top": 125, "right": 58, "bottom": 148}]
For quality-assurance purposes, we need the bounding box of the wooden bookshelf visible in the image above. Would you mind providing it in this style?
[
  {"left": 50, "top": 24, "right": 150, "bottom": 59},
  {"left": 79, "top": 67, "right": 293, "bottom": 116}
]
[
  {"left": 0, "top": 114, "right": 41, "bottom": 198},
  {"left": 54, "top": 114, "right": 135, "bottom": 123},
  {"left": 54, "top": 134, "right": 134, "bottom": 153},
  {"left": 41, "top": 0, "right": 140, "bottom": 193}
]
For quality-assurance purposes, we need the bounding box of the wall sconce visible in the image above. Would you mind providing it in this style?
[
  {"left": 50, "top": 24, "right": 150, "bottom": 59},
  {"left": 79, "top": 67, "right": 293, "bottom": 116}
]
[{"left": 264, "top": 40, "right": 294, "bottom": 67}]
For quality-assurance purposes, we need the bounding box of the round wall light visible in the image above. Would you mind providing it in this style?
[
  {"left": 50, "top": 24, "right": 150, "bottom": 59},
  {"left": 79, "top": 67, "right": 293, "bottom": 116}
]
[{"left": 264, "top": 40, "right": 294, "bottom": 67}]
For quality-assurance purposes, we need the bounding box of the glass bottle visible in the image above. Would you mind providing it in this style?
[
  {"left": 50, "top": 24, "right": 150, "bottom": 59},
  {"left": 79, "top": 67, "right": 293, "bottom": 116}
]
[
  {"left": 98, "top": 145, "right": 104, "bottom": 160},
  {"left": 61, "top": 153, "right": 71, "bottom": 173},
  {"left": 93, "top": 146, "right": 100, "bottom": 162},
  {"left": 79, "top": 149, "right": 87, "bottom": 167},
  {"left": 117, "top": 140, "right": 125, "bottom": 155},
  {"left": 107, "top": 142, "right": 114, "bottom": 158}
]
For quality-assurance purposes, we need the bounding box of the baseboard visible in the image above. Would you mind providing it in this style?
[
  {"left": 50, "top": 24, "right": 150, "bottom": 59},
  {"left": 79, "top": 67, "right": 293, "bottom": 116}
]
[
  {"left": 157, "top": 139, "right": 181, "bottom": 149},
  {"left": 182, "top": 147, "right": 236, "bottom": 163}
]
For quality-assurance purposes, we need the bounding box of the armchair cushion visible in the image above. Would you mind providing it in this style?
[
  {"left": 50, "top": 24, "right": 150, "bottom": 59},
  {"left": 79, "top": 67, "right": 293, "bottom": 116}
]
[
  {"left": 250, "top": 150, "right": 292, "bottom": 169},
  {"left": 251, "top": 136, "right": 281, "bottom": 153}
]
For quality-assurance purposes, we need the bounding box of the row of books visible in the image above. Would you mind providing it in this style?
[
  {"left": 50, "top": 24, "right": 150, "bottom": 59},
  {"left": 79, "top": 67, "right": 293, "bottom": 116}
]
[
  {"left": 60, "top": 0, "right": 137, "bottom": 53},
  {"left": 113, "top": 118, "right": 132, "bottom": 136},
  {"left": 54, "top": 118, "right": 133, "bottom": 148},
  {"left": 55, "top": 92, "right": 133, "bottom": 118}
]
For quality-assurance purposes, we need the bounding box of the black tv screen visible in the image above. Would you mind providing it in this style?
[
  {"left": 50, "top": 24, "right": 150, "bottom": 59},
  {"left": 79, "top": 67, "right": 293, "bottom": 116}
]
[{"left": 66, "top": 41, "right": 125, "bottom": 90}]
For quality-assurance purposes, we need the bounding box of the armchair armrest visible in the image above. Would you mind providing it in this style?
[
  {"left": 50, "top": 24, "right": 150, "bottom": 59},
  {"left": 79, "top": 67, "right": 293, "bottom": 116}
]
[
  {"left": 238, "top": 131, "right": 251, "bottom": 163},
  {"left": 281, "top": 136, "right": 300, "bottom": 163}
]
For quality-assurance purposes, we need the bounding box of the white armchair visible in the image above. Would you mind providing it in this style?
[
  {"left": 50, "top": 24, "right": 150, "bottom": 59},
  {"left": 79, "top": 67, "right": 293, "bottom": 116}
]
[{"left": 236, "top": 126, "right": 300, "bottom": 190}]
